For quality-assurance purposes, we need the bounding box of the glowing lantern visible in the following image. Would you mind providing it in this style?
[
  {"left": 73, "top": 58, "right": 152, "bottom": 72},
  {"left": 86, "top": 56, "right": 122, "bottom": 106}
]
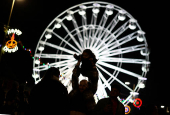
[
  {"left": 3, "top": 33, "right": 18, "bottom": 53},
  {"left": 133, "top": 98, "right": 142, "bottom": 108},
  {"left": 125, "top": 105, "right": 131, "bottom": 114}
]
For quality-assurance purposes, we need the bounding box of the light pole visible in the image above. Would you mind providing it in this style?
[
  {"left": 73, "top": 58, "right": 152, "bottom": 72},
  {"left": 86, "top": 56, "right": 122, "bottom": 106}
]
[
  {"left": 0, "top": 0, "right": 16, "bottom": 62},
  {"left": 7, "top": 0, "right": 16, "bottom": 29}
]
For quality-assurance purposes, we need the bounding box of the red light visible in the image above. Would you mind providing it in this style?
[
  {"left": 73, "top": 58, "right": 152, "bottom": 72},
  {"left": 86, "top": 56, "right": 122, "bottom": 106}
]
[{"left": 133, "top": 98, "right": 142, "bottom": 108}]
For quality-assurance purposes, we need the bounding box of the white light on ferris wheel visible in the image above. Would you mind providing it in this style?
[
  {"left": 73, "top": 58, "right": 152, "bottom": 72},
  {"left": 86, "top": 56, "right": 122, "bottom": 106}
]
[
  {"left": 32, "top": 74, "right": 39, "bottom": 79},
  {"left": 118, "top": 10, "right": 126, "bottom": 21},
  {"left": 79, "top": 5, "right": 86, "bottom": 15},
  {"left": 55, "top": 23, "right": 61, "bottom": 28},
  {"left": 34, "top": 59, "right": 40, "bottom": 64},
  {"left": 38, "top": 46, "right": 44, "bottom": 51},
  {"left": 92, "top": 3, "right": 100, "bottom": 14},
  {"left": 105, "top": 4, "right": 114, "bottom": 15},
  {"left": 137, "top": 30, "right": 145, "bottom": 42},
  {"left": 45, "top": 33, "right": 52, "bottom": 39},
  {"left": 66, "top": 11, "right": 74, "bottom": 21},
  {"left": 129, "top": 19, "right": 137, "bottom": 30},
  {"left": 139, "top": 82, "right": 145, "bottom": 88}
]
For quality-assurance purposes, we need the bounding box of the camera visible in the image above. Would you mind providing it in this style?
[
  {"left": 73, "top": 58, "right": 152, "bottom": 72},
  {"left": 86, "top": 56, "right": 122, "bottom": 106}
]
[{"left": 73, "top": 54, "right": 82, "bottom": 60}]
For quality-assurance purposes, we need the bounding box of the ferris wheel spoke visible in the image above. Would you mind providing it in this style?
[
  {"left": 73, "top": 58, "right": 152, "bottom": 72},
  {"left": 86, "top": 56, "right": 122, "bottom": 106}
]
[
  {"left": 71, "top": 15, "right": 84, "bottom": 48},
  {"left": 111, "top": 20, "right": 129, "bottom": 39},
  {"left": 97, "top": 78, "right": 108, "bottom": 99},
  {"left": 94, "top": 13, "right": 119, "bottom": 49},
  {"left": 52, "top": 32, "right": 82, "bottom": 54},
  {"left": 34, "top": 59, "right": 76, "bottom": 71},
  {"left": 97, "top": 31, "right": 137, "bottom": 52},
  {"left": 99, "top": 57, "right": 150, "bottom": 64},
  {"left": 39, "top": 41, "right": 77, "bottom": 55},
  {"left": 98, "top": 13, "right": 119, "bottom": 42},
  {"left": 35, "top": 53, "right": 73, "bottom": 59},
  {"left": 61, "top": 23, "right": 83, "bottom": 52},
  {"left": 99, "top": 44, "right": 146, "bottom": 56},
  {"left": 81, "top": 15, "right": 89, "bottom": 49},
  {"left": 59, "top": 66, "right": 69, "bottom": 73},
  {"left": 97, "top": 14, "right": 109, "bottom": 39},
  {"left": 89, "top": 13, "right": 98, "bottom": 48},
  {"left": 97, "top": 68, "right": 111, "bottom": 90},
  {"left": 93, "top": 16, "right": 109, "bottom": 48},
  {"left": 97, "top": 61, "right": 147, "bottom": 80},
  {"left": 96, "top": 64, "right": 133, "bottom": 92},
  {"left": 93, "top": 20, "right": 129, "bottom": 50},
  {"left": 94, "top": 12, "right": 108, "bottom": 39}
]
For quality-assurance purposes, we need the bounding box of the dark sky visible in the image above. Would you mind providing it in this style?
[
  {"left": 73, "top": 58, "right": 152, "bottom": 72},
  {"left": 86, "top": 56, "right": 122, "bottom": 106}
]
[{"left": 0, "top": 0, "right": 170, "bottom": 108}]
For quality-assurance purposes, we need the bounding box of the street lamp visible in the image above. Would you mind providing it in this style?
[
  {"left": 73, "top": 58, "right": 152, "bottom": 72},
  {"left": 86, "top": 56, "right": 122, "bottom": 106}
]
[
  {"left": 7, "top": 0, "right": 16, "bottom": 29},
  {"left": 0, "top": 0, "right": 22, "bottom": 62}
]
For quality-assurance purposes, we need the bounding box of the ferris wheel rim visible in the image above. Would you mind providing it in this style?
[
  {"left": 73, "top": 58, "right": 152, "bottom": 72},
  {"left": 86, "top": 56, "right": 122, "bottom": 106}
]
[{"left": 33, "top": 1, "right": 150, "bottom": 105}]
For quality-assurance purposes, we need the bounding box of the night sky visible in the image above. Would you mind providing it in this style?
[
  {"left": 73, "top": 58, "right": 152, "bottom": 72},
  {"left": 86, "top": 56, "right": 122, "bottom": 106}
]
[{"left": 0, "top": 0, "right": 170, "bottom": 109}]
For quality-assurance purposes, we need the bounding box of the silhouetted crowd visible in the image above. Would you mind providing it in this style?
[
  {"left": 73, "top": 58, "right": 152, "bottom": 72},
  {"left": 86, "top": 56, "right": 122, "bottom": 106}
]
[{"left": 0, "top": 49, "right": 168, "bottom": 115}]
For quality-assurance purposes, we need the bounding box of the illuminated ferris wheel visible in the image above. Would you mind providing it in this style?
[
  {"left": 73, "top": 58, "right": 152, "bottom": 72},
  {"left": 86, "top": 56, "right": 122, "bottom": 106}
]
[{"left": 32, "top": 1, "right": 150, "bottom": 106}]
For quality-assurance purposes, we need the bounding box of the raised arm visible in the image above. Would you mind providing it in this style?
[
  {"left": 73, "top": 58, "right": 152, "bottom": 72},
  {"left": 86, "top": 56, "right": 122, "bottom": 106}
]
[
  {"left": 88, "top": 60, "right": 99, "bottom": 94},
  {"left": 71, "top": 57, "right": 81, "bottom": 90}
]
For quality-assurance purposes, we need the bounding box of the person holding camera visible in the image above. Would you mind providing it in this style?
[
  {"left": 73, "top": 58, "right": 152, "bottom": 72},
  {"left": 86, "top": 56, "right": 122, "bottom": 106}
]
[{"left": 69, "top": 49, "right": 99, "bottom": 115}]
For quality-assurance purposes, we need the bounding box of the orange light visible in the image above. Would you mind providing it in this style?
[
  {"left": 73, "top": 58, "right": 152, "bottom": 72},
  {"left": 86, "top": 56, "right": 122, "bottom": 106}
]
[{"left": 125, "top": 105, "right": 131, "bottom": 114}]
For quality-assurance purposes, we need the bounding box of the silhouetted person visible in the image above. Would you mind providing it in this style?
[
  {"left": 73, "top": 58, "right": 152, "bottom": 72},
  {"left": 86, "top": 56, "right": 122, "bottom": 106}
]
[
  {"left": 1, "top": 81, "right": 19, "bottom": 114},
  {"left": 0, "top": 80, "right": 5, "bottom": 111},
  {"left": 29, "top": 67, "right": 69, "bottom": 115},
  {"left": 69, "top": 52, "right": 99, "bottom": 115},
  {"left": 73, "top": 49, "right": 98, "bottom": 81},
  {"left": 18, "top": 85, "right": 27, "bottom": 115},
  {"left": 93, "top": 84, "right": 125, "bottom": 115}
]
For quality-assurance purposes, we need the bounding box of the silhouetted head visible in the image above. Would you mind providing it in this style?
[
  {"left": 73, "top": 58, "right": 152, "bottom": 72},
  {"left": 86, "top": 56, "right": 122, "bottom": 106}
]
[
  {"left": 110, "top": 84, "right": 121, "bottom": 99},
  {"left": 82, "top": 49, "right": 94, "bottom": 58},
  {"left": 82, "top": 49, "right": 97, "bottom": 63},
  {"left": 79, "top": 79, "right": 88, "bottom": 93},
  {"left": 12, "top": 81, "right": 19, "bottom": 90},
  {"left": 42, "top": 67, "right": 60, "bottom": 81}
]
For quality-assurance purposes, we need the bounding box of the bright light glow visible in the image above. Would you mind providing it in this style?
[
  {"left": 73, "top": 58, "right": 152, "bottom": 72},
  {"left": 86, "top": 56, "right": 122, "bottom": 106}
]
[
  {"left": 129, "top": 24, "right": 136, "bottom": 30},
  {"left": 92, "top": 3, "right": 100, "bottom": 14},
  {"left": 38, "top": 46, "right": 44, "bottom": 51},
  {"left": 139, "top": 82, "right": 145, "bottom": 88},
  {"left": 125, "top": 82, "right": 130, "bottom": 85},
  {"left": 142, "top": 65, "right": 149, "bottom": 72},
  {"left": 130, "top": 92, "right": 139, "bottom": 96},
  {"left": 3, "top": 45, "right": 18, "bottom": 53},
  {"left": 125, "top": 105, "right": 131, "bottom": 114},
  {"left": 105, "top": 10, "right": 113, "bottom": 15},
  {"left": 79, "top": 5, "right": 86, "bottom": 15},
  {"left": 34, "top": 59, "right": 40, "bottom": 64},
  {"left": 45, "top": 33, "right": 52, "bottom": 39},
  {"left": 129, "top": 19, "right": 137, "bottom": 30},
  {"left": 118, "top": 10, "right": 126, "bottom": 21},
  {"left": 7, "top": 29, "right": 22, "bottom": 35},
  {"left": 161, "top": 105, "right": 165, "bottom": 108},
  {"left": 140, "top": 49, "right": 150, "bottom": 56},
  {"left": 133, "top": 98, "right": 142, "bottom": 108},
  {"left": 105, "top": 4, "right": 114, "bottom": 15},
  {"left": 66, "top": 11, "right": 74, "bottom": 21},
  {"left": 79, "top": 10, "right": 86, "bottom": 15},
  {"left": 137, "top": 30, "right": 145, "bottom": 42},
  {"left": 32, "top": 74, "right": 39, "bottom": 79},
  {"left": 55, "top": 23, "right": 61, "bottom": 28},
  {"left": 92, "top": 8, "right": 100, "bottom": 14},
  {"left": 106, "top": 4, "right": 114, "bottom": 9},
  {"left": 129, "top": 98, "right": 134, "bottom": 103},
  {"left": 66, "top": 15, "right": 73, "bottom": 21},
  {"left": 35, "top": 79, "right": 41, "bottom": 84}
]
